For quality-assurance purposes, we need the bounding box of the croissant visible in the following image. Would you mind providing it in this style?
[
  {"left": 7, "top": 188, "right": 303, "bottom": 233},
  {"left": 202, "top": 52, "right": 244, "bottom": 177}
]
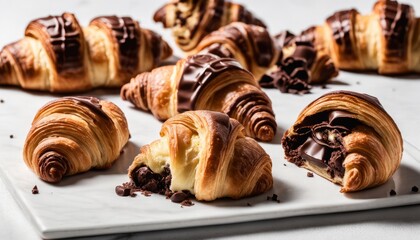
[
  {"left": 120, "top": 53, "right": 277, "bottom": 142},
  {"left": 291, "top": 0, "right": 420, "bottom": 74},
  {"left": 154, "top": 0, "right": 266, "bottom": 52},
  {"left": 127, "top": 110, "right": 273, "bottom": 201},
  {"left": 0, "top": 12, "right": 172, "bottom": 92},
  {"left": 281, "top": 90, "right": 403, "bottom": 192},
  {"left": 23, "top": 96, "right": 130, "bottom": 183},
  {"left": 195, "top": 22, "right": 280, "bottom": 81}
]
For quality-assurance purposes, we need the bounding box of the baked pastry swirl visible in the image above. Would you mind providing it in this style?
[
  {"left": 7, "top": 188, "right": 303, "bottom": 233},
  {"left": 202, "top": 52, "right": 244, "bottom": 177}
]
[
  {"left": 281, "top": 91, "right": 403, "bottom": 192},
  {"left": 0, "top": 13, "right": 172, "bottom": 92},
  {"left": 195, "top": 22, "right": 280, "bottom": 81},
  {"left": 120, "top": 53, "right": 277, "bottom": 142},
  {"left": 127, "top": 110, "right": 273, "bottom": 201},
  {"left": 291, "top": 0, "right": 420, "bottom": 74},
  {"left": 23, "top": 96, "right": 130, "bottom": 183},
  {"left": 154, "top": 0, "right": 265, "bottom": 52}
]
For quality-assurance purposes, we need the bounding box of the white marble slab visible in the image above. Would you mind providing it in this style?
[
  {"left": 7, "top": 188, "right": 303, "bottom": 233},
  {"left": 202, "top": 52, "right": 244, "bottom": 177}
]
[{"left": 1, "top": 70, "right": 420, "bottom": 239}]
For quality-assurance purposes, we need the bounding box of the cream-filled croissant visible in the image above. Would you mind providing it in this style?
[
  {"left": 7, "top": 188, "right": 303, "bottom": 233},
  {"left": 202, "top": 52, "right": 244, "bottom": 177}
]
[
  {"left": 289, "top": 0, "right": 420, "bottom": 74},
  {"left": 120, "top": 53, "right": 277, "bottom": 142},
  {"left": 195, "top": 22, "right": 280, "bottom": 81},
  {"left": 0, "top": 12, "right": 172, "bottom": 92},
  {"left": 23, "top": 96, "right": 130, "bottom": 183},
  {"left": 154, "top": 0, "right": 265, "bottom": 52},
  {"left": 281, "top": 90, "right": 403, "bottom": 192},
  {"left": 127, "top": 110, "right": 273, "bottom": 201}
]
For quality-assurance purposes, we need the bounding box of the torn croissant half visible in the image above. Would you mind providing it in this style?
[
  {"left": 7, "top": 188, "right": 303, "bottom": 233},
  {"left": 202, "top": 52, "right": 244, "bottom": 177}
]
[
  {"left": 23, "top": 96, "right": 130, "bottom": 183},
  {"left": 281, "top": 90, "right": 403, "bottom": 192},
  {"left": 128, "top": 110, "right": 273, "bottom": 201}
]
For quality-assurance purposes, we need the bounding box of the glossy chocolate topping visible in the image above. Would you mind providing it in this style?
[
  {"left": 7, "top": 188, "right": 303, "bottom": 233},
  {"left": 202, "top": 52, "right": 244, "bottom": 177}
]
[
  {"left": 235, "top": 3, "right": 266, "bottom": 28},
  {"left": 326, "top": 9, "right": 358, "bottom": 56},
  {"left": 90, "top": 16, "right": 140, "bottom": 72},
  {"left": 378, "top": 1, "right": 411, "bottom": 60},
  {"left": 25, "top": 13, "right": 84, "bottom": 75},
  {"left": 65, "top": 96, "right": 111, "bottom": 120},
  {"left": 177, "top": 54, "right": 245, "bottom": 112},
  {"left": 292, "top": 41, "right": 317, "bottom": 68}
]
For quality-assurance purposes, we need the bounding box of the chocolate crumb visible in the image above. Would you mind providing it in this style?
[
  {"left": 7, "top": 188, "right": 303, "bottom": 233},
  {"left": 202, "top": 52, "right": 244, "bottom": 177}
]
[
  {"left": 0, "top": 99, "right": 4, "bottom": 103},
  {"left": 115, "top": 185, "right": 131, "bottom": 196},
  {"left": 130, "top": 192, "right": 137, "bottom": 197},
  {"left": 390, "top": 189, "right": 397, "bottom": 196},
  {"left": 9, "top": 134, "right": 14, "bottom": 139},
  {"left": 32, "top": 185, "right": 39, "bottom": 194},
  {"left": 266, "top": 196, "right": 270, "bottom": 200},
  {"left": 170, "top": 191, "right": 188, "bottom": 203},
  {"left": 142, "top": 191, "right": 152, "bottom": 197},
  {"left": 412, "top": 186, "right": 419, "bottom": 193},
  {"left": 307, "top": 172, "right": 314, "bottom": 177},
  {"left": 321, "top": 85, "right": 327, "bottom": 89},
  {"left": 283, "top": 163, "right": 287, "bottom": 166},
  {"left": 247, "top": 203, "right": 252, "bottom": 206},
  {"left": 272, "top": 194, "right": 278, "bottom": 201}
]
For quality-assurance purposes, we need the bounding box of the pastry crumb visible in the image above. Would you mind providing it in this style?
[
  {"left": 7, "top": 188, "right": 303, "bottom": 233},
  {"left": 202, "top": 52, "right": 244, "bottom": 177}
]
[{"left": 307, "top": 172, "right": 314, "bottom": 177}]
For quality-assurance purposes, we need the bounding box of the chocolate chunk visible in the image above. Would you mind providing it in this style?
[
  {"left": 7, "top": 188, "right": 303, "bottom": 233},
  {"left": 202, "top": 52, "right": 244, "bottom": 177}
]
[
  {"left": 307, "top": 172, "right": 314, "bottom": 177},
  {"left": 272, "top": 194, "right": 278, "bottom": 201},
  {"left": 170, "top": 191, "right": 188, "bottom": 203},
  {"left": 32, "top": 185, "right": 39, "bottom": 194},
  {"left": 0, "top": 99, "right": 4, "bottom": 103},
  {"left": 180, "top": 199, "right": 194, "bottom": 207},
  {"left": 9, "top": 134, "right": 14, "bottom": 139},
  {"left": 390, "top": 189, "right": 397, "bottom": 196},
  {"left": 412, "top": 186, "right": 419, "bottom": 193},
  {"left": 115, "top": 185, "right": 131, "bottom": 196}
]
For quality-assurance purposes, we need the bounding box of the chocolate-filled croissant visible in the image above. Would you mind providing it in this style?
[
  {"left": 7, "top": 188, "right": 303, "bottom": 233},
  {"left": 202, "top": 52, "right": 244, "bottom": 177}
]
[
  {"left": 23, "top": 96, "right": 130, "bottom": 183},
  {"left": 195, "top": 22, "right": 280, "bottom": 81},
  {"left": 0, "top": 13, "right": 172, "bottom": 92},
  {"left": 121, "top": 53, "right": 277, "bottom": 142},
  {"left": 154, "top": 0, "right": 265, "bottom": 52},
  {"left": 290, "top": 0, "right": 420, "bottom": 74},
  {"left": 127, "top": 110, "right": 273, "bottom": 201},
  {"left": 281, "top": 91, "right": 403, "bottom": 192}
]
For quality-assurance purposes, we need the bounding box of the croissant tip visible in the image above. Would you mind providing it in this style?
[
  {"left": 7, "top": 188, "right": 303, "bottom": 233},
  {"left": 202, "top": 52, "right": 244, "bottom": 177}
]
[{"left": 256, "top": 126, "right": 275, "bottom": 142}]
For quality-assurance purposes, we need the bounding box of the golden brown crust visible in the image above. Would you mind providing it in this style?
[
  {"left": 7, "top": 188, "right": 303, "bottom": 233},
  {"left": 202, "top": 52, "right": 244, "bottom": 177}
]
[
  {"left": 195, "top": 22, "right": 280, "bottom": 81},
  {"left": 0, "top": 13, "right": 172, "bottom": 92},
  {"left": 292, "top": 0, "right": 420, "bottom": 74},
  {"left": 128, "top": 110, "right": 273, "bottom": 201},
  {"left": 23, "top": 96, "right": 130, "bottom": 183},
  {"left": 121, "top": 54, "right": 277, "bottom": 142},
  {"left": 282, "top": 90, "right": 403, "bottom": 192}
]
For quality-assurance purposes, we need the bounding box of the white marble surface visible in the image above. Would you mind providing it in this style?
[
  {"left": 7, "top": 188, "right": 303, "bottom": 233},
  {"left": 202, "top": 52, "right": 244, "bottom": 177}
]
[{"left": 1, "top": 0, "right": 420, "bottom": 239}]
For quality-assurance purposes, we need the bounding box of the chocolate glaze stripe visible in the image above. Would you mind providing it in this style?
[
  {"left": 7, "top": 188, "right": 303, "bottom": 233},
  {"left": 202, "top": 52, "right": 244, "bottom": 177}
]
[
  {"left": 311, "top": 90, "right": 383, "bottom": 110},
  {"left": 379, "top": 1, "right": 412, "bottom": 60},
  {"left": 177, "top": 54, "right": 246, "bottom": 112},
  {"left": 64, "top": 96, "right": 111, "bottom": 121},
  {"left": 326, "top": 9, "right": 358, "bottom": 56},
  {"left": 25, "top": 13, "right": 84, "bottom": 75},
  {"left": 90, "top": 16, "right": 140, "bottom": 72}
]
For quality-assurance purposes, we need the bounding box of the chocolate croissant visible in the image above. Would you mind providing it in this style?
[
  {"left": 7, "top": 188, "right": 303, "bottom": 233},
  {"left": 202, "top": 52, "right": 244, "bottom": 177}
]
[
  {"left": 291, "top": 0, "right": 420, "bottom": 74},
  {"left": 121, "top": 53, "right": 277, "bottom": 142},
  {"left": 127, "top": 110, "right": 273, "bottom": 201},
  {"left": 195, "top": 22, "right": 280, "bottom": 81},
  {"left": 23, "top": 96, "right": 130, "bottom": 183},
  {"left": 154, "top": 0, "right": 266, "bottom": 52},
  {"left": 0, "top": 12, "right": 172, "bottom": 92},
  {"left": 281, "top": 91, "right": 403, "bottom": 192}
]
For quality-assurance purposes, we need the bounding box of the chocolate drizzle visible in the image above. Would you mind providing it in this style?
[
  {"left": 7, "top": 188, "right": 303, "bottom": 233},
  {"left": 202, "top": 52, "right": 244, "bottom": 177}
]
[
  {"left": 90, "top": 16, "right": 140, "bottom": 72},
  {"left": 326, "top": 9, "right": 358, "bottom": 56},
  {"left": 25, "top": 13, "right": 84, "bottom": 75},
  {"left": 65, "top": 96, "right": 111, "bottom": 120},
  {"left": 177, "top": 54, "right": 245, "bottom": 112},
  {"left": 377, "top": 0, "right": 412, "bottom": 60}
]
